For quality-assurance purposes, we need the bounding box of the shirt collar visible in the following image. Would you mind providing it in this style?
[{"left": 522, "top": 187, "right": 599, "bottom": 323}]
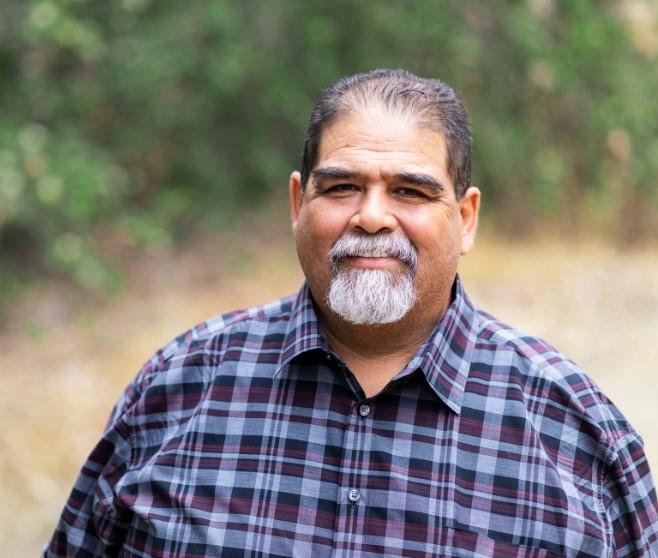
[
  {"left": 275, "top": 277, "right": 479, "bottom": 415},
  {"left": 411, "top": 276, "right": 479, "bottom": 415},
  {"left": 275, "top": 283, "right": 329, "bottom": 374}
]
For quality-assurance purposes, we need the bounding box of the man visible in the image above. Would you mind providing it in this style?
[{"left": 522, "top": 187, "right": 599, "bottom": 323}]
[{"left": 45, "top": 69, "right": 658, "bottom": 557}]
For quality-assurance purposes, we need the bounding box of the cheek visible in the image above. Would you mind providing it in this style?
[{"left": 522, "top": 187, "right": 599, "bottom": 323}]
[
  {"left": 406, "top": 210, "right": 462, "bottom": 248},
  {"left": 298, "top": 205, "right": 349, "bottom": 249},
  {"left": 403, "top": 220, "right": 443, "bottom": 254},
  {"left": 405, "top": 221, "right": 462, "bottom": 274},
  {"left": 294, "top": 212, "right": 336, "bottom": 276}
]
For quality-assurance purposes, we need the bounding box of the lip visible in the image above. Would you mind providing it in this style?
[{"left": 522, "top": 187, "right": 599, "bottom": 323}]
[{"left": 343, "top": 256, "right": 402, "bottom": 270}]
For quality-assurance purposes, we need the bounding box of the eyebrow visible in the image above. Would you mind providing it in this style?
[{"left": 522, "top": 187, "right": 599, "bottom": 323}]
[
  {"left": 311, "top": 166, "right": 359, "bottom": 182},
  {"left": 392, "top": 172, "right": 445, "bottom": 192},
  {"left": 311, "top": 166, "right": 445, "bottom": 192}
]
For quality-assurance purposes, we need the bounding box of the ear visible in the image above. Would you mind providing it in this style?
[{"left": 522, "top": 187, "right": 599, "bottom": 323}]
[
  {"left": 458, "top": 186, "right": 480, "bottom": 255},
  {"left": 289, "top": 170, "right": 305, "bottom": 232}
]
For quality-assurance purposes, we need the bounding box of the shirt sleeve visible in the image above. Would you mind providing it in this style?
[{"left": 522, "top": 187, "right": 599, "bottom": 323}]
[
  {"left": 42, "top": 323, "right": 213, "bottom": 557},
  {"left": 604, "top": 432, "right": 658, "bottom": 557},
  {"left": 42, "top": 380, "right": 144, "bottom": 557}
]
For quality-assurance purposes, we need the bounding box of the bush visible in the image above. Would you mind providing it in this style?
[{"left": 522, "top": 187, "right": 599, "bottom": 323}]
[{"left": 1, "top": 0, "right": 656, "bottom": 298}]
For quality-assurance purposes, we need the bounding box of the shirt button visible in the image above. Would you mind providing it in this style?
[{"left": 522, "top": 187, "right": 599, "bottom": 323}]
[
  {"left": 347, "top": 488, "right": 361, "bottom": 503},
  {"left": 358, "top": 404, "right": 371, "bottom": 417}
]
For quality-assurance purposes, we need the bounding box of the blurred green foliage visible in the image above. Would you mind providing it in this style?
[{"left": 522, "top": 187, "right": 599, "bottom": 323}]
[{"left": 1, "top": 0, "right": 657, "bottom": 298}]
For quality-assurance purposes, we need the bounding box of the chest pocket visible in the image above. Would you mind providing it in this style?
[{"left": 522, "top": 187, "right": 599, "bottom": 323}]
[
  {"left": 445, "top": 477, "right": 608, "bottom": 558},
  {"left": 362, "top": 457, "right": 608, "bottom": 558},
  {"left": 442, "top": 521, "right": 564, "bottom": 558}
]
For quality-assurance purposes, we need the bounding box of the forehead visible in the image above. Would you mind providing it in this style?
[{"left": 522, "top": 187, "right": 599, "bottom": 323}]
[{"left": 315, "top": 108, "right": 450, "bottom": 181}]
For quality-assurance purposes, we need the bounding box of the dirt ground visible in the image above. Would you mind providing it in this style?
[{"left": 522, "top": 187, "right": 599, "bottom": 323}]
[{"left": 1, "top": 227, "right": 657, "bottom": 557}]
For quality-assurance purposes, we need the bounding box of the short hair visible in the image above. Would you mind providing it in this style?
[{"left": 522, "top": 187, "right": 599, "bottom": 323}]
[{"left": 300, "top": 68, "right": 472, "bottom": 199}]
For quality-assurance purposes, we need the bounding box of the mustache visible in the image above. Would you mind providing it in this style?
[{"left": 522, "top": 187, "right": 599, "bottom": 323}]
[{"left": 329, "top": 232, "right": 418, "bottom": 272}]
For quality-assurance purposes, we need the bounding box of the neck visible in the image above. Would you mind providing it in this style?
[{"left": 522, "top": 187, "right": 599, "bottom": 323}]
[
  {"left": 316, "top": 299, "right": 450, "bottom": 398},
  {"left": 317, "top": 295, "right": 450, "bottom": 362}
]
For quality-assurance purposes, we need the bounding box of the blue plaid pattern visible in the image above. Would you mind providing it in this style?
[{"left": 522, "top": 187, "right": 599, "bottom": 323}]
[{"left": 44, "top": 278, "right": 658, "bottom": 557}]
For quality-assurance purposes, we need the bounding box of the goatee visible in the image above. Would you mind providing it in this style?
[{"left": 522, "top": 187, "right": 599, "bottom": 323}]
[{"left": 326, "top": 232, "right": 418, "bottom": 325}]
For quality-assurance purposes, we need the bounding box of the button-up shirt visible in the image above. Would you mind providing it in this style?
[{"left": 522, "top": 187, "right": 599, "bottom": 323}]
[{"left": 44, "top": 279, "right": 658, "bottom": 557}]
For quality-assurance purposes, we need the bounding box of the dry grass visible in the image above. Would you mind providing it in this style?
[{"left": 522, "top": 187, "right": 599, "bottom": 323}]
[{"left": 1, "top": 227, "right": 657, "bottom": 557}]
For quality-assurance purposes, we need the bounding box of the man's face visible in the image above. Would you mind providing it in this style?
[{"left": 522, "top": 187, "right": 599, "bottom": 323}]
[{"left": 290, "top": 107, "right": 480, "bottom": 325}]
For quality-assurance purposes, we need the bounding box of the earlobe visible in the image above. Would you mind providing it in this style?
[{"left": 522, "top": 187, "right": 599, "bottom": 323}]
[
  {"left": 459, "top": 186, "right": 481, "bottom": 255},
  {"left": 289, "top": 171, "right": 304, "bottom": 231}
]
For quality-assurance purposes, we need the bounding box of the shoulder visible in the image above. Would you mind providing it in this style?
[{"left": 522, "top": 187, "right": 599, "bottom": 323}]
[
  {"left": 470, "top": 308, "right": 637, "bottom": 462},
  {"left": 110, "top": 293, "right": 298, "bottom": 420},
  {"left": 474, "top": 307, "right": 598, "bottom": 392},
  {"left": 461, "top": 300, "right": 658, "bottom": 554},
  {"left": 146, "top": 293, "right": 296, "bottom": 368},
  {"left": 473, "top": 308, "right": 579, "bottom": 379}
]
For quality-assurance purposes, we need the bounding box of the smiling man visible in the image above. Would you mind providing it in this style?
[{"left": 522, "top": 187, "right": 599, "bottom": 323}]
[
  {"left": 290, "top": 93, "right": 479, "bottom": 398},
  {"left": 45, "top": 69, "right": 658, "bottom": 557}
]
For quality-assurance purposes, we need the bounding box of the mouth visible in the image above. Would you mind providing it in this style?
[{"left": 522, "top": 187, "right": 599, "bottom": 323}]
[
  {"left": 341, "top": 255, "right": 403, "bottom": 270},
  {"left": 328, "top": 232, "right": 418, "bottom": 276}
]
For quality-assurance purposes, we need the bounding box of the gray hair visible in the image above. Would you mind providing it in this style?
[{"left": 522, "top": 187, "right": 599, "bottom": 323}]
[{"left": 300, "top": 68, "right": 472, "bottom": 198}]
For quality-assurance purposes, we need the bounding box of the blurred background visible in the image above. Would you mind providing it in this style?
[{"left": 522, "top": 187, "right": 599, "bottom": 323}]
[{"left": 1, "top": 1, "right": 657, "bottom": 555}]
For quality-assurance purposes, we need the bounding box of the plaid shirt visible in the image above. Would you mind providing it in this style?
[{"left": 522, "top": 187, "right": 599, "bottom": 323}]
[{"left": 45, "top": 278, "right": 658, "bottom": 557}]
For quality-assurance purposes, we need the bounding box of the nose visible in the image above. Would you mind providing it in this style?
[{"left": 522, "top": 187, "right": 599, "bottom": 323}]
[{"left": 349, "top": 188, "right": 398, "bottom": 234}]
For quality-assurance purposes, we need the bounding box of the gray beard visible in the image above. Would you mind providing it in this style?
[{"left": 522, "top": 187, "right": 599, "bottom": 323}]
[{"left": 326, "top": 267, "right": 416, "bottom": 325}]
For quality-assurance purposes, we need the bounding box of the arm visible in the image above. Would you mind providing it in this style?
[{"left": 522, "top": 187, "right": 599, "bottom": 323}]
[
  {"left": 42, "top": 413, "right": 134, "bottom": 557},
  {"left": 43, "top": 318, "right": 222, "bottom": 556},
  {"left": 604, "top": 433, "right": 658, "bottom": 557},
  {"left": 42, "top": 363, "right": 150, "bottom": 557}
]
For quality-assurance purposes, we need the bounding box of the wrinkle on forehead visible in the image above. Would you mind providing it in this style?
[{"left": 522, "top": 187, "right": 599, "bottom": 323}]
[{"left": 316, "top": 108, "right": 449, "bottom": 177}]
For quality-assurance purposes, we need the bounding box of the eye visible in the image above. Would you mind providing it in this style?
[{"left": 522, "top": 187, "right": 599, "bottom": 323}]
[
  {"left": 395, "top": 187, "right": 428, "bottom": 199},
  {"left": 326, "top": 183, "right": 359, "bottom": 194}
]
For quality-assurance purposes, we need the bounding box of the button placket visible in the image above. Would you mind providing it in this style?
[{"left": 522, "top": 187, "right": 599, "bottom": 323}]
[{"left": 334, "top": 393, "right": 369, "bottom": 548}]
